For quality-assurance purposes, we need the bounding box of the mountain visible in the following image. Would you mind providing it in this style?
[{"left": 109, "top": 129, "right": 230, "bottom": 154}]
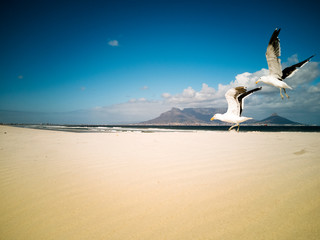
[
  {"left": 140, "top": 107, "right": 226, "bottom": 125},
  {"left": 256, "top": 113, "right": 301, "bottom": 125},
  {"left": 140, "top": 108, "right": 301, "bottom": 125}
]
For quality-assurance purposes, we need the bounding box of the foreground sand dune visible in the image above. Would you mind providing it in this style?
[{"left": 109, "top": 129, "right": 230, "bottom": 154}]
[{"left": 0, "top": 126, "right": 319, "bottom": 239}]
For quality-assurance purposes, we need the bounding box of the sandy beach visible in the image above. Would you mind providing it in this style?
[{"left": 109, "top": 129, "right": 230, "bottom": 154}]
[{"left": 0, "top": 125, "right": 319, "bottom": 239}]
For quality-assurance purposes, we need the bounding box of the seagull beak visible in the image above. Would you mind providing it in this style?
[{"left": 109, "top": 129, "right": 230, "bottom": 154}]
[
  {"left": 210, "top": 117, "right": 215, "bottom": 121},
  {"left": 255, "top": 80, "right": 259, "bottom": 84}
]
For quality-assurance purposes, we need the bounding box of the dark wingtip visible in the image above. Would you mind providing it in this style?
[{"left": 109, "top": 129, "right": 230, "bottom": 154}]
[
  {"left": 269, "top": 28, "right": 281, "bottom": 44},
  {"left": 275, "top": 27, "right": 281, "bottom": 33},
  {"left": 305, "top": 55, "right": 315, "bottom": 62},
  {"left": 254, "top": 86, "right": 262, "bottom": 92}
]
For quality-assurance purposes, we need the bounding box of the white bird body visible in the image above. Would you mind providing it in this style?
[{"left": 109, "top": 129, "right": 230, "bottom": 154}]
[
  {"left": 256, "top": 28, "right": 314, "bottom": 99},
  {"left": 213, "top": 113, "right": 252, "bottom": 125},
  {"left": 259, "top": 75, "right": 292, "bottom": 89},
  {"left": 211, "top": 86, "right": 262, "bottom": 131}
]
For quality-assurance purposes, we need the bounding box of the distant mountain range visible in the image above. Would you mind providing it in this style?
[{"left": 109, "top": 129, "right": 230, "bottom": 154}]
[
  {"left": 0, "top": 108, "right": 302, "bottom": 126},
  {"left": 140, "top": 108, "right": 302, "bottom": 125}
]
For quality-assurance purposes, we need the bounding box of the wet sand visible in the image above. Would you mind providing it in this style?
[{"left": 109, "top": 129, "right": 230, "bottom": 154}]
[{"left": 1, "top": 125, "right": 319, "bottom": 239}]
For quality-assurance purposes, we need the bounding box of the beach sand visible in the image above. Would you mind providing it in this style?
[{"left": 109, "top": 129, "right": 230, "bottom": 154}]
[{"left": 0, "top": 125, "right": 319, "bottom": 239}]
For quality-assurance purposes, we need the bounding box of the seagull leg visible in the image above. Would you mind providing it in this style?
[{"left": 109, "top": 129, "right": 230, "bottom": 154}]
[
  {"left": 228, "top": 124, "right": 237, "bottom": 131},
  {"left": 237, "top": 124, "right": 240, "bottom": 132},
  {"left": 280, "top": 88, "right": 284, "bottom": 99},
  {"left": 283, "top": 88, "right": 289, "bottom": 99}
]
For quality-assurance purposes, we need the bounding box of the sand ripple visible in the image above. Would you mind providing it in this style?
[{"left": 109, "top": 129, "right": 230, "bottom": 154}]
[{"left": 1, "top": 127, "right": 320, "bottom": 239}]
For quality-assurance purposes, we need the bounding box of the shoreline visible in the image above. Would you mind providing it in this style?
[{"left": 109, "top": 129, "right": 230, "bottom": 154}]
[{"left": 3, "top": 124, "right": 320, "bottom": 133}]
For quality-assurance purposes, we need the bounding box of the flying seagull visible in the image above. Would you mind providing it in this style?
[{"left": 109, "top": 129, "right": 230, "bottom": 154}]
[
  {"left": 256, "top": 28, "right": 314, "bottom": 99},
  {"left": 210, "top": 86, "right": 262, "bottom": 131}
]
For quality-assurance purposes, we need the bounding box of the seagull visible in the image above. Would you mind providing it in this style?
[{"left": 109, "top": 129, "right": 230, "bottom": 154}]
[
  {"left": 256, "top": 28, "right": 314, "bottom": 99},
  {"left": 210, "top": 86, "right": 262, "bottom": 131}
]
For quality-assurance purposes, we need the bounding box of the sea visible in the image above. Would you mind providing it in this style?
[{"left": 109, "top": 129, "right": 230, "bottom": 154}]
[{"left": 14, "top": 124, "right": 320, "bottom": 133}]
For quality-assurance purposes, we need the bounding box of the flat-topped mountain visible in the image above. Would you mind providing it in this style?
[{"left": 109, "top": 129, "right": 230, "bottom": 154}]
[
  {"left": 140, "top": 108, "right": 302, "bottom": 125},
  {"left": 140, "top": 107, "right": 225, "bottom": 125}
]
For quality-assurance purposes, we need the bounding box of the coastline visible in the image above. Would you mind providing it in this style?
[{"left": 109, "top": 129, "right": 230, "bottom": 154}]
[
  {"left": 1, "top": 125, "right": 319, "bottom": 239},
  {"left": 4, "top": 123, "right": 320, "bottom": 133}
]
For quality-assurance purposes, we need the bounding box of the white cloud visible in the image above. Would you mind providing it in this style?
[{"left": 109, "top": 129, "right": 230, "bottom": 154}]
[
  {"left": 308, "top": 83, "right": 320, "bottom": 93},
  {"left": 282, "top": 54, "right": 299, "bottom": 69},
  {"left": 234, "top": 58, "right": 320, "bottom": 123},
  {"left": 91, "top": 99, "right": 171, "bottom": 124},
  {"left": 73, "top": 55, "right": 320, "bottom": 125},
  {"left": 156, "top": 56, "right": 320, "bottom": 124},
  {"left": 162, "top": 92, "right": 171, "bottom": 98},
  {"left": 162, "top": 83, "right": 217, "bottom": 107},
  {"left": 290, "top": 62, "right": 320, "bottom": 86},
  {"left": 141, "top": 86, "right": 149, "bottom": 90},
  {"left": 108, "top": 40, "right": 119, "bottom": 47}
]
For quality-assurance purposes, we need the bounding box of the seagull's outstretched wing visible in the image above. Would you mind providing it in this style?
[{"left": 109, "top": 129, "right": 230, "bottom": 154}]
[
  {"left": 225, "top": 86, "right": 246, "bottom": 116},
  {"left": 282, "top": 55, "right": 315, "bottom": 80},
  {"left": 238, "top": 87, "right": 262, "bottom": 116},
  {"left": 266, "top": 28, "right": 282, "bottom": 78}
]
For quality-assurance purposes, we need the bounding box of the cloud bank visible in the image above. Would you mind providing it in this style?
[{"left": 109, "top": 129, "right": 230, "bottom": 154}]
[
  {"left": 2, "top": 56, "right": 319, "bottom": 125},
  {"left": 93, "top": 57, "right": 320, "bottom": 125}
]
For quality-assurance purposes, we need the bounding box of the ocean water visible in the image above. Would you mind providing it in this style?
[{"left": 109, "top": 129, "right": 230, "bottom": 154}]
[{"left": 15, "top": 124, "right": 320, "bottom": 133}]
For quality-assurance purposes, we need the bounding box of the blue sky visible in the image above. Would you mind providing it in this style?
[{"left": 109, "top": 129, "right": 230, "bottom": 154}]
[{"left": 1, "top": 0, "right": 320, "bottom": 124}]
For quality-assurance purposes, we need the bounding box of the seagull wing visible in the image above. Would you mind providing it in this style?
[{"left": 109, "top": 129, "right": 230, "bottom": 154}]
[
  {"left": 282, "top": 55, "right": 315, "bottom": 80},
  {"left": 225, "top": 87, "right": 246, "bottom": 116},
  {"left": 266, "top": 28, "right": 282, "bottom": 78},
  {"left": 238, "top": 87, "right": 262, "bottom": 116}
]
